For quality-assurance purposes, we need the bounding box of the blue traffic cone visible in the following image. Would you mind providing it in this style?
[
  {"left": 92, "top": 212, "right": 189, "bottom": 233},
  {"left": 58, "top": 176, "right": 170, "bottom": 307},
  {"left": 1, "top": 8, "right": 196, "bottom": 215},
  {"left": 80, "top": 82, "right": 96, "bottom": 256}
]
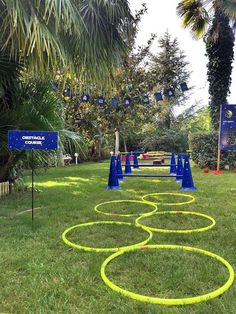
[
  {"left": 125, "top": 153, "right": 132, "bottom": 174},
  {"left": 176, "top": 154, "right": 183, "bottom": 182},
  {"left": 133, "top": 153, "right": 140, "bottom": 169},
  {"left": 116, "top": 154, "right": 124, "bottom": 180},
  {"left": 107, "top": 155, "right": 121, "bottom": 190},
  {"left": 181, "top": 154, "right": 197, "bottom": 190},
  {"left": 169, "top": 152, "right": 177, "bottom": 175}
]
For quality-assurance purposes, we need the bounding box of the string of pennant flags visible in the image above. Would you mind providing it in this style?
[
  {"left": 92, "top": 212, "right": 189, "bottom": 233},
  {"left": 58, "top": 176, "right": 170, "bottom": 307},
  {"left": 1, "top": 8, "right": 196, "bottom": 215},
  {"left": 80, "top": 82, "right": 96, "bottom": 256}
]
[{"left": 52, "top": 82, "right": 189, "bottom": 107}]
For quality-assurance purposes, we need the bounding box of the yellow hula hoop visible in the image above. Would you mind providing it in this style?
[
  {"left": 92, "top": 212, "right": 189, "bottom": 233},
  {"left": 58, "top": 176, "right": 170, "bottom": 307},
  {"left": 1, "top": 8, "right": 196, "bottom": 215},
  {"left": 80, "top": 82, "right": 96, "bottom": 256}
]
[
  {"left": 142, "top": 192, "right": 195, "bottom": 206},
  {"left": 135, "top": 211, "right": 216, "bottom": 234},
  {"left": 62, "top": 221, "right": 153, "bottom": 252},
  {"left": 94, "top": 200, "right": 158, "bottom": 217},
  {"left": 101, "top": 244, "right": 235, "bottom": 305}
]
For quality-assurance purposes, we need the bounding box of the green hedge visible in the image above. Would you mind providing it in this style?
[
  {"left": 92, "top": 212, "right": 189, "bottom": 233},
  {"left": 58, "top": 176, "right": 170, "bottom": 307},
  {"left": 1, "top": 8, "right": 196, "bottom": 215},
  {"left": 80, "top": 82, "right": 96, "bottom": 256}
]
[
  {"left": 140, "top": 129, "right": 189, "bottom": 153},
  {"left": 189, "top": 132, "right": 236, "bottom": 169}
]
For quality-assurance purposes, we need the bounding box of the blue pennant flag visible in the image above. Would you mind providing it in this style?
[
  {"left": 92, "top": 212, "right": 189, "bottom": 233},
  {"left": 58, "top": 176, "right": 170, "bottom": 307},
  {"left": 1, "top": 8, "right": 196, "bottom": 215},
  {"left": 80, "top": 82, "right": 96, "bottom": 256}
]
[
  {"left": 74, "top": 113, "right": 81, "bottom": 124},
  {"left": 63, "top": 87, "right": 71, "bottom": 98},
  {"left": 133, "top": 96, "right": 140, "bottom": 104},
  {"left": 96, "top": 96, "right": 105, "bottom": 106},
  {"left": 124, "top": 97, "right": 132, "bottom": 107},
  {"left": 111, "top": 97, "right": 119, "bottom": 108},
  {"left": 165, "top": 88, "right": 175, "bottom": 97},
  {"left": 180, "top": 82, "right": 188, "bottom": 92},
  {"left": 154, "top": 92, "right": 163, "bottom": 101},
  {"left": 51, "top": 81, "right": 58, "bottom": 91},
  {"left": 81, "top": 94, "right": 90, "bottom": 102},
  {"left": 142, "top": 95, "right": 150, "bottom": 105}
]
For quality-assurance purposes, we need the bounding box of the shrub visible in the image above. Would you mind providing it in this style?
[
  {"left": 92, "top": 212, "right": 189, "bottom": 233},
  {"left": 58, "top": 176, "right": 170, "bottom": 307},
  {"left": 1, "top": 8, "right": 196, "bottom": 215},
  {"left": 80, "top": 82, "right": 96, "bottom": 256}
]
[
  {"left": 140, "top": 129, "right": 189, "bottom": 153},
  {"left": 189, "top": 132, "right": 236, "bottom": 169},
  {"left": 120, "top": 133, "right": 146, "bottom": 152}
]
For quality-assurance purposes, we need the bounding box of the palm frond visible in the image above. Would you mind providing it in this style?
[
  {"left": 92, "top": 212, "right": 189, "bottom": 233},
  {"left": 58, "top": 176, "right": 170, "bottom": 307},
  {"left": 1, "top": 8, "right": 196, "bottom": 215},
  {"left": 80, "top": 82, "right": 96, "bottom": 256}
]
[
  {"left": 177, "top": 0, "right": 210, "bottom": 38},
  {"left": 217, "top": 0, "right": 236, "bottom": 20},
  {"left": 0, "top": 0, "right": 133, "bottom": 82}
]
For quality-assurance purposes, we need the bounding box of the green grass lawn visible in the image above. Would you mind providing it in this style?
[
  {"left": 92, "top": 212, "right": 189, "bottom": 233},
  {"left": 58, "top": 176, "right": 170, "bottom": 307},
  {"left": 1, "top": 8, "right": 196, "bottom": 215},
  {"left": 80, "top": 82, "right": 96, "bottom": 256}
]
[{"left": 0, "top": 161, "right": 236, "bottom": 313}]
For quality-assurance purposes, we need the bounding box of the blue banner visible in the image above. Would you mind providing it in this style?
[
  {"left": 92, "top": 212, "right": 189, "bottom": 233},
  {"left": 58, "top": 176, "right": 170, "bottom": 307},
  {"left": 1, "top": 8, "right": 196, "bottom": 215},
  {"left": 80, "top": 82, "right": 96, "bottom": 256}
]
[
  {"left": 220, "top": 104, "right": 236, "bottom": 150},
  {"left": 8, "top": 130, "right": 59, "bottom": 150}
]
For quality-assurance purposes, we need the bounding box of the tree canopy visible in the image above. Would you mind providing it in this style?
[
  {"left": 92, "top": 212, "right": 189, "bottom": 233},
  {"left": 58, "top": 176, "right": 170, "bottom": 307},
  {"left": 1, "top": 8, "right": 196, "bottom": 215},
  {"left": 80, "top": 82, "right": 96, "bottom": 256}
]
[{"left": 0, "top": 0, "right": 133, "bottom": 80}]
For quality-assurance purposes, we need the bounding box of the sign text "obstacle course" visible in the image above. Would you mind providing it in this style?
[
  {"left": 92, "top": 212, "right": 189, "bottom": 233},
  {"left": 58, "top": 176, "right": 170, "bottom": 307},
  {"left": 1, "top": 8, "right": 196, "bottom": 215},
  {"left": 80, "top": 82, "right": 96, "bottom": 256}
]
[{"left": 8, "top": 130, "right": 58, "bottom": 150}]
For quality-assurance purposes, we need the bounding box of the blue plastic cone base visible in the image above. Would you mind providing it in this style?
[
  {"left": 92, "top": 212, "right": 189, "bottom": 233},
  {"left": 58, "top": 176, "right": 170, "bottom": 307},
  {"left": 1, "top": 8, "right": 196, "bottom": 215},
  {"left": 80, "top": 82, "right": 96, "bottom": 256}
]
[
  {"left": 106, "top": 185, "right": 122, "bottom": 190},
  {"left": 117, "top": 174, "right": 124, "bottom": 181},
  {"left": 180, "top": 186, "right": 197, "bottom": 191},
  {"left": 125, "top": 169, "right": 132, "bottom": 174}
]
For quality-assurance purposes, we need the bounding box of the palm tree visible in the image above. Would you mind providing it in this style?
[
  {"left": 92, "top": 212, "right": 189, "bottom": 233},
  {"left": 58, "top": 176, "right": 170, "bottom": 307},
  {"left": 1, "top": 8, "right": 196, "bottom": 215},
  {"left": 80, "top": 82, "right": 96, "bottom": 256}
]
[
  {"left": 177, "top": 0, "right": 236, "bottom": 38},
  {"left": 177, "top": 0, "right": 236, "bottom": 128},
  {"left": 0, "top": 0, "right": 133, "bottom": 79}
]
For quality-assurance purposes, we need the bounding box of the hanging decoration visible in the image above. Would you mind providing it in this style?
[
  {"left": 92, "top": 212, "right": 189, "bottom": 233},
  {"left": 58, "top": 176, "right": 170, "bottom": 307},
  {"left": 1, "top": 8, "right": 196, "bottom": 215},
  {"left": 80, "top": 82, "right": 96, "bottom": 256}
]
[
  {"left": 165, "top": 88, "right": 175, "bottom": 98},
  {"left": 142, "top": 94, "right": 150, "bottom": 105},
  {"left": 51, "top": 81, "right": 58, "bottom": 91},
  {"left": 111, "top": 97, "right": 120, "bottom": 108},
  {"left": 124, "top": 96, "right": 132, "bottom": 107},
  {"left": 53, "top": 81, "right": 189, "bottom": 106},
  {"left": 74, "top": 113, "right": 82, "bottom": 124},
  {"left": 81, "top": 94, "right": 90, "bottom": 103},
  {"left": 180, "top": 82, "right": 188, "bottom": 92},
  {"left": 96, "top": 96, "right": 105, "bottom": 106},
  {"left": 132, "top": 96, "right": 141, "bottom": 104},
  {"left": 63, "top": 86, "right": 71, "bottom": 98},
  {"left": 154, "top": 92, "right": 163, "bottom": 101}
]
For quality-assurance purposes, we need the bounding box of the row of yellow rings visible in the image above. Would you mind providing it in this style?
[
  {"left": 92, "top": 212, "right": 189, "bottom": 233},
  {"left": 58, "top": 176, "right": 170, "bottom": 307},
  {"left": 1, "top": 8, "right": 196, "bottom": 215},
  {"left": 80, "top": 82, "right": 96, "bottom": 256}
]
[
  {"left": 95, "top": 194, "right": 234, "bottom": 304},
  {"left": 61, "top": 192, "right": 235, "bottom": 305}
]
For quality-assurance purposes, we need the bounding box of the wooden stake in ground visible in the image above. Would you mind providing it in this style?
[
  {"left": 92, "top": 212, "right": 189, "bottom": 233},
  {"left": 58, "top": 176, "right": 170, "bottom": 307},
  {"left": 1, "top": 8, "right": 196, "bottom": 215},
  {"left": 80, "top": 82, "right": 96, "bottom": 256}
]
[{"left": 217, "top": 105, "right": 223, "bottom": 172}]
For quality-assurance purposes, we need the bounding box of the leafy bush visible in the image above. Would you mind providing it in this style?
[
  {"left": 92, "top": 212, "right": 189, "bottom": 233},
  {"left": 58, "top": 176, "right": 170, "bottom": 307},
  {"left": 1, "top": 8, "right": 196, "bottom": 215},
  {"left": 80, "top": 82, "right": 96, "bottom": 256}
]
[
  {"left": 189, "top": 132, "right": 236, "bottom": 169},
  {"left": 140, "top": 129, "right": 189, "bottom": 153},
  {"left": 120, "top": 133, "right": 146, "bottom": 152}
]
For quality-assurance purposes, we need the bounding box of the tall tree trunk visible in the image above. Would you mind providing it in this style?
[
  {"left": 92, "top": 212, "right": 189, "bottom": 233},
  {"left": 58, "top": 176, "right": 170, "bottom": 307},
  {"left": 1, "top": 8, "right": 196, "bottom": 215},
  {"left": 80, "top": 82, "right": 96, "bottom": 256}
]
[
  {"left": 115, "top": 129, "right": 120, "bottom": 153},
  {"left": 98, "top": 139, "right": 102, "bottom": 160},
  {"left": 161, "top": 105, "right": 171, "bottom": 129},
  {"left": 123, "top": 138, "right": 127, "bottom": 152},
  {"left": 57, "top": 150, "right": 65, "bottom": 167},
  {"left": 0, "top": 154, "right": 13, "bottom": 182},
  {"left": 206, "top": 9, "right": 234, "bottom": 129}
]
